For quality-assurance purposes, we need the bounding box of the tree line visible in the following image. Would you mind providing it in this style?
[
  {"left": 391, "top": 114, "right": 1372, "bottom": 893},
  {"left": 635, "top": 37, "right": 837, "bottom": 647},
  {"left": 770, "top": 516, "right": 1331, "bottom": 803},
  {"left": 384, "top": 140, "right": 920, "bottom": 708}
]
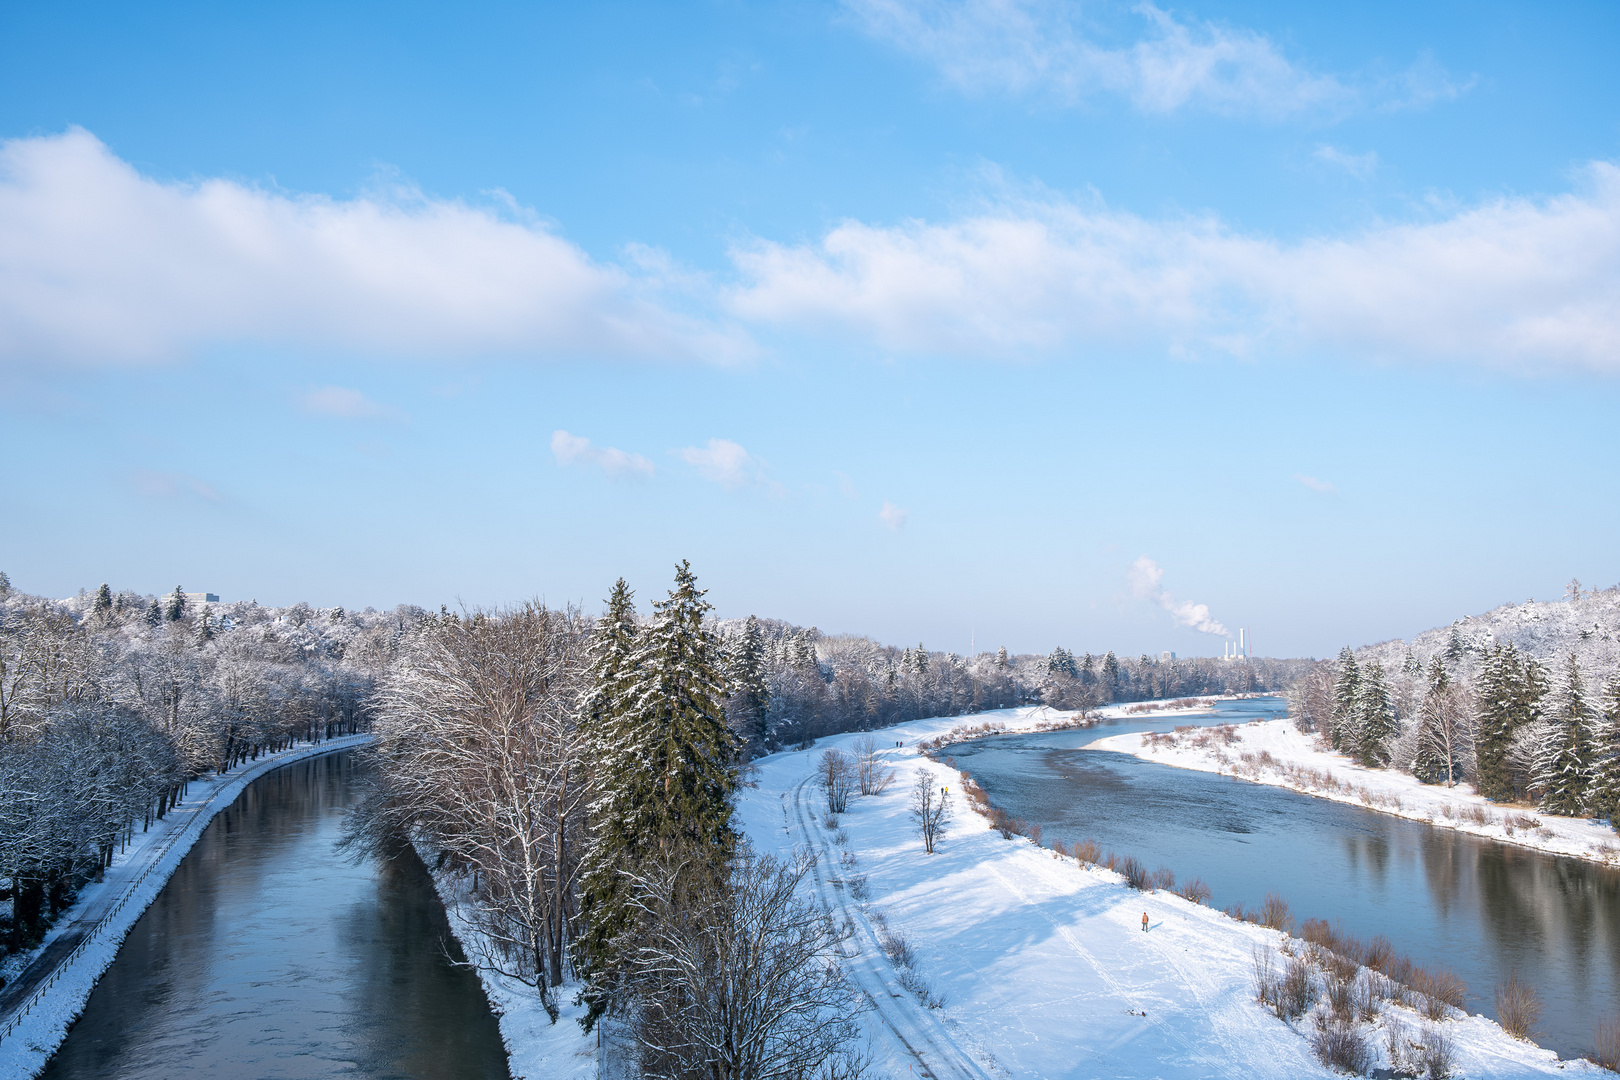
[
  {"left": 1287, "top": 641, "right": 1620, "bottom": 826},
  {"left": 0, "top": 573, "right": 395, "bottom": 958}
]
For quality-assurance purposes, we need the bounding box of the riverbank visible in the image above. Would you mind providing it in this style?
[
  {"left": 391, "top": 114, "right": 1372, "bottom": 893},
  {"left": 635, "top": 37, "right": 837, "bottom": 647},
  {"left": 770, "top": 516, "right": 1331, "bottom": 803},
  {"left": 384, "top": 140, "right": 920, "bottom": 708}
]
[
  {"left": 1089, "top": 718, "right": 1620, "bottom": 867},
  {"left": 739, "top": 710, "right": 1594, "bottom": 1079},
  {"left": 0, "top": 733, "right": 372, "bottom": 1080}
]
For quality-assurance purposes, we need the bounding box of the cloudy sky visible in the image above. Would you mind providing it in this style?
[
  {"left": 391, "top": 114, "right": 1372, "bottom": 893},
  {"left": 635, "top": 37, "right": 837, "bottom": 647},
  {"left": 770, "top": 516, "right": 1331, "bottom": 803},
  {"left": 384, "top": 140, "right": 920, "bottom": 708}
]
[{"left": 2, "top": 0, "right": 1616, "bottom": 658}]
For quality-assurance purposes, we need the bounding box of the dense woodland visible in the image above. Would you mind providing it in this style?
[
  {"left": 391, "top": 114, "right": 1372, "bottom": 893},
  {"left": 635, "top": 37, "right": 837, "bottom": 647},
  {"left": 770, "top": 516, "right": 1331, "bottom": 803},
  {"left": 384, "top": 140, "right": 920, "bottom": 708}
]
[
  {"left": 1285, "top": 584, "right": 1620, "bottom": 827},
  {"left": 2, "top": 563, "right": 1304, "bottom": 1076}
]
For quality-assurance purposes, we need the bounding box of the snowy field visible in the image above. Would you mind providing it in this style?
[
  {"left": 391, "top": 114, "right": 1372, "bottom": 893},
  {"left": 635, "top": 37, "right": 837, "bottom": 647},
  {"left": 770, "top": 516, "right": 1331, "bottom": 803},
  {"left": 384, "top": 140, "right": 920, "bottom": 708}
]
[
  {"left": 731, "top": 708, "right": 1596, "bottom": 1079},
  {"left": 1090, "top": 718, "right": 1620, "bottom": 867},
  {"left": 0, "top": 734, "right": 373, "bottom": 1080}
]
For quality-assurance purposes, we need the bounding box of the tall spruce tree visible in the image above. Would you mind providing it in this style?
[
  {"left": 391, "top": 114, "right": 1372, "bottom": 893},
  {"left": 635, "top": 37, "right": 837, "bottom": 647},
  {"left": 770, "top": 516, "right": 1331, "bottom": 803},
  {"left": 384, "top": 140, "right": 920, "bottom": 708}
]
[
  {"left": 1330, "top": 647, "right": 1361, "bottom": 753},
  {"left": 1588, "top": 678, "right": 1620, "bottom": 830},
  {"left": 575, "top": 579, "right": 646, "bottom": 1024},
  {"left": 144, "top": 597, "right": 163, "bottom": 626},
  {"left": 1354, "top": 661, "right": 1395, "bottom": 767},
  {"left": 93, "top": 582, "right": 113, "bottom": 620},
  {"left": 1474, "top": 645, "right": 1517, "bottom": 801},
  {"left": 729, "top": 615, "right": 770, "bottom": 752},
  {"left": 165, "top": 586, "right": 187, "bottom": 622},
  {"left": 1536, "top": 654, "right": 1595, "bottom": 816}
]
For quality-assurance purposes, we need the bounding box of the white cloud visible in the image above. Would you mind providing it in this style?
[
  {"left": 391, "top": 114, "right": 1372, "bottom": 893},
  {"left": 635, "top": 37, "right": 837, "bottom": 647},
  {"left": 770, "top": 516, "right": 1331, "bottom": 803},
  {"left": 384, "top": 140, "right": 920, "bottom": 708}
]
[
  {"left": 1313, "top": 145, "right": 1378, "bottom": 179},
  {"left": 843, "top": 0, "right": 1355, "bottom": 117},
  {"left": 879, "top": 500, "right": 909, "bottom": 530},
  {"left": 551, "top": 430, "right": 655, "bottom": 480},
  {"left": 1293, "top": 473, "right": 1337, "bottom": 494},
  {"left": 834, "top": 471, "right": 860, "bottom": 500},
  {"left": 1127, "top": 555, "right": 1228, "bottom": 636},
  {"left": 726, "top": 163, "right": 1620, "bottom": 375},
  {"left": 301, "top": 385, "right": 397, "bottom": 419},
  {"left": 0, "top": 129, "right": 752, "bottom": 367},
  {"left": 677, "top": 438, "right": 770, "bottom": 490}
]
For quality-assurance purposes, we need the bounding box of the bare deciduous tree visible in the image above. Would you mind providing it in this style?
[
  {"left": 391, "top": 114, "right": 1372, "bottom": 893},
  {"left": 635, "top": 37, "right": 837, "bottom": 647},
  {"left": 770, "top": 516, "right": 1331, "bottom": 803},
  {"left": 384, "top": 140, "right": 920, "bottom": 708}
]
[
  {"left": 817, "top": 748, "right": 857, "bottom": 814},
  {"left": 851, "top": 736, "right": 894, "bottom": 797},
  {"left": 909, "top": 769, "right": 951, "bottom": 854},
  {"left": 623, "top": 845, "right": 866, "bottom": 1080}
]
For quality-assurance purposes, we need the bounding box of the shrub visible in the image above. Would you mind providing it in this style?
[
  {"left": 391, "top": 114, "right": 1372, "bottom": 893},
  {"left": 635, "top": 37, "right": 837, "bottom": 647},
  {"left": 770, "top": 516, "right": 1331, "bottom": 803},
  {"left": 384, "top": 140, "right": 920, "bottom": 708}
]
[
  {"left": 1495, "top": 971, "right": 1542, "bottom": 1040},
  {"left": 1259, "top": 892, "right": 1294, "bottom": 933},
  {"left": 1278, "top": 958, "right": 1312, "bottom": 1020},
  {"left": 1073, "top": 838, "right": 1101, "bottom": 864},
  {"left": 1418, "top": 1023, "right": 1455, "bottom": 1078},
  {"left": 1591, "top": 1014, "right": 1620, "bottom": 1072},
  {"left": 878, "top": 928, "right": 914, "bottom": 969},
  {"left": 1119, "top": 856, "right": 1148, "bottom": 890},
  {"left": 1325, "top": 975, "right": 1354, "bottom": 1020},
  {"left": 1176, "top": 877, "right": 1212, "bottom": 905},
  {"left": 1147, "top": 866, "right": 1176, "bottom": 893},
  {"left": 1028, "top": 823, "right": 1043, "bottom": 847},
  {"left": 1311, "top": 1015, "right": 1371, "bottom": 1074},
  {"left": 1252, "top": 947, "right": 1280, "bottom": 1011},
  {"left": 831, "top": 828, "right": 849, "bottom": 847},
  {"left": 1410, "top": 967, "right": 1466, "bottom": 1020},
  {"left": 849, "top": 874, "right": 871, "bottom": 901}
]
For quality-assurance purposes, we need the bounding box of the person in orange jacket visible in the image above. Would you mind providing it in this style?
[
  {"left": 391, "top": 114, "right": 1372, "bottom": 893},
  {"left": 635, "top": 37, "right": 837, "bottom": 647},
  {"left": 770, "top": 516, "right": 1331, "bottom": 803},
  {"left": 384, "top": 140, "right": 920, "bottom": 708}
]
[{"left": 1141, "top": 911, "right": 1149, "bottom": 933}]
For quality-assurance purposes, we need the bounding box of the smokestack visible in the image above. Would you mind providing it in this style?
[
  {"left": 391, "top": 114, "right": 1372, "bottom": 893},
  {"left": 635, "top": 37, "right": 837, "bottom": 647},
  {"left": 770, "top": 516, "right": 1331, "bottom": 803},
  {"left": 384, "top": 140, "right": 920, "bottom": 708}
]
[{"left": 1239, "top": 629, "right": 1246, "bottom": 658}]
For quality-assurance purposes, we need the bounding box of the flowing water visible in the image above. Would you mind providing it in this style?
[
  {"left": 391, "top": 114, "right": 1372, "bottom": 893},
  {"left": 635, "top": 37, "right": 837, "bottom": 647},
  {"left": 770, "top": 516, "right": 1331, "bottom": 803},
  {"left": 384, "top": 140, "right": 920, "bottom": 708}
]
[
  {"left": 41, "top": 751, "right": 511, "bottom": 1080},
  {"left": 947, "top": 698, "right": 1620, "bottom": 1061}
]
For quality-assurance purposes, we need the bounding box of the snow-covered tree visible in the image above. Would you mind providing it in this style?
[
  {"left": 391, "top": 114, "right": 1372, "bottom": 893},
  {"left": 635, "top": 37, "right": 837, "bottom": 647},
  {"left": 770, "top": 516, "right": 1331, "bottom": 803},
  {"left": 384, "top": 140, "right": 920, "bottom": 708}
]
[
  {"left": 164, "top": 586, "right": 187, "bottom": 622},
  {"left": 1330, "top": 647, "right": 1361, "bottom": 753},
  {"left": 1535, "top": 654, "right": 1596, "bottom": 815},
  {"left": 1588, "top": 677, "right": 1620, "bottom": 830},
  {"left": 1353, "top": 661, "right": 1395, "bottom": 767},
  {"left": 1413, "top": 658, "right": 1471, "bottom": 786}
]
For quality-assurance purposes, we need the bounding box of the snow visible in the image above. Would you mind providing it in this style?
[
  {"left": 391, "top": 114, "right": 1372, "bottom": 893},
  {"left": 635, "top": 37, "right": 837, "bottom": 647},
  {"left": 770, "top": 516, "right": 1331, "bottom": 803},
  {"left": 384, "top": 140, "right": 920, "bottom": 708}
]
[
  {"left": 1090, "top": 717, "right": 1620, "bottom": 867},
  {"left": 422, "top": 871, "right": 597, "bottom": 1080},
  {"left": 727, "top": 708, "right": 1601, "bottom": 1079},
  {"left": 0, "top": 734, "right": 372, "bottom": 1080}
]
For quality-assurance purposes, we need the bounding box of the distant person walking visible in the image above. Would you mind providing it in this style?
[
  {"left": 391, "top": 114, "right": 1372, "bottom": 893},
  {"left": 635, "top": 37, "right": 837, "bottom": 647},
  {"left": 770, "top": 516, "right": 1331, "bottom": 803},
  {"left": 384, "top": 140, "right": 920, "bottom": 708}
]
[{"left": 1141, "top": 912, "right": 1149, "bottom": 933}]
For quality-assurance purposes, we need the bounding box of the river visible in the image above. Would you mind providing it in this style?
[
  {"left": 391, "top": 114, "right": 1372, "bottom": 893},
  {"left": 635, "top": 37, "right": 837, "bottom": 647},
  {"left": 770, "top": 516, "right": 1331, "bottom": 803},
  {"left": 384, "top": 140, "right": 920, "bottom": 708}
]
[
  {"left": 40, "top": 750, "right": 511, "bottom": 1080},
  {"left": 946, "top": 698, "right": 1620, "bottom": 1061}
]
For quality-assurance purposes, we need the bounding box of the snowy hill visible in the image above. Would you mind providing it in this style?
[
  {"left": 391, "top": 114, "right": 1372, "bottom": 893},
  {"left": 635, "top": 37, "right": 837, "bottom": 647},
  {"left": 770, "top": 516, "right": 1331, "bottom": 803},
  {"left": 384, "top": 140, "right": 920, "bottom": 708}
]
[{"left": 1354, "top": 584, "right": 1620, "bottom": 680}]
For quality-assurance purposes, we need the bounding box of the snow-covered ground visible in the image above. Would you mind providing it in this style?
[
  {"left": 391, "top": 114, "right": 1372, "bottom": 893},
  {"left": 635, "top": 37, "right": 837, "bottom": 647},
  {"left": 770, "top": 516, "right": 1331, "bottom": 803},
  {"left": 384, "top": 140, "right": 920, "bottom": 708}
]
[
  {"left": 732, "top": 708, "right": 1599, "bottom": 1079},
  {"left": 1090, "top": 718, "right": 1620, "bottom": 867},
  {"left": 424, "top": 867, "right": 597, "bottom": 1080},
  {"left": 0, "top": 734, "right": 372, "bottom": 1080}
]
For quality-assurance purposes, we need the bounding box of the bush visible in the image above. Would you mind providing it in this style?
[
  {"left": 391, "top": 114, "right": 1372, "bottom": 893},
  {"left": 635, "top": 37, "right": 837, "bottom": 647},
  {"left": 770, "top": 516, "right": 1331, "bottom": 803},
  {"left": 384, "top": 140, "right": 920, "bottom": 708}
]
[
  {"left": 1409, "top": 966, "right": 1466, "bottom": 1020},
  {"left": 1072, "top": 838, "right": 1101, "bottom": 864},
  {"left": 1119, "top": 856, "right": 1148, "bottom": 890},
  {"left": 1176, "top": 877, "right": 1212, "bottom": 905},
  {"left": 1495, "top": 971, "right": 1542, "bottom": 1040},
  {"left": 1279, "top": 957, "right": 1312, "bottom": 1020},
  {"left": 847, "top": 875, "right": 870, "bottom": 902},
  {"left": 1311, "top": 1015, "right": 1372, "bottom": 1074},
  {"left": 1147, "top": 866, "right": 1176, "bottom": 893},
  {"left": 1028, "top": 823, "right": 1043, "bottom": 847},
  {"left": 1418, "top": 1023, "right": 1455, "bottom": 1078},
  {"left": 1252, "top": 947, "right": 1280, "bottom": 1011},
  {"left": 1259, "top": 892, "right": 1294, "bottom": 933},
  {"left": 878, "top": 928, "right": 915, "bottom": 969},
  {"left": 1591, "top": 1014, "right": 1620, "bottom": 1072},
  {"left": 1325, "top": 975, "right": 1354, "bottom": 1020}
]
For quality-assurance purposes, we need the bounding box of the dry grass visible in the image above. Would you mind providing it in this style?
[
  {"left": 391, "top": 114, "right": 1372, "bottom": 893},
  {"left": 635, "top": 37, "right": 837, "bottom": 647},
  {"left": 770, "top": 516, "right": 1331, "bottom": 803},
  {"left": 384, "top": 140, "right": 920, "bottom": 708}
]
[
  {"left": 1410, "top": 967, "right": 1467, "bottom": 1020},
  {"left": 1311, "top": 1015, "right": 1372, "bottom": 1074},
  {"left": 1072, "top": 838, "right": 1101, "bottom": 864},
  {"left": 1591, "top": 1014, "right": 1620, "bottom": 1072},
  {"left": 1176, "top": 876, "right": 1212, "bottom": 905},
  {"left": 1495, "top": 971, "right": 1542, "bottom": 1040}
]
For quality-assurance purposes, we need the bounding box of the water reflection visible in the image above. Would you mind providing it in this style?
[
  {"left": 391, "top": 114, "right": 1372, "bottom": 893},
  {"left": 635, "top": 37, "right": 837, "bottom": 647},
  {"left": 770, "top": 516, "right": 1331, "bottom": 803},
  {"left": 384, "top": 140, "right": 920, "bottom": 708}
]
[
  {"left": 42, "top": 752, "right": 511, "bottom": 1080},
  {"left": 949, "top": 700, "right": 1620, "bottom": 1059}
]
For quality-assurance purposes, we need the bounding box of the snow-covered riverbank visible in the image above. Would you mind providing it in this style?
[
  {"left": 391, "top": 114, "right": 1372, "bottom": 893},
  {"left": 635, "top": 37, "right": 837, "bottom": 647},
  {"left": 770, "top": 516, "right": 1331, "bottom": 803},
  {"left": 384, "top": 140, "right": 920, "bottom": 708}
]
[
  {"left": 735, "top": 709, "right": 1594, "bottom": 1079},
  {"left": 1089, "top": 718, "right": 1620, "bottom": 867},
  {"left": 0, "top": 734, "right": 373, "bottom": 1080}
]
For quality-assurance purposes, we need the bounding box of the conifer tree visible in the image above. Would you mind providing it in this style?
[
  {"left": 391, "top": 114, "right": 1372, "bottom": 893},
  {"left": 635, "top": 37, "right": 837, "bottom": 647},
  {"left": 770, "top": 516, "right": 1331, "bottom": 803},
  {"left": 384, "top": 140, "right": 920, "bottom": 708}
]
[
  {"left": 144, "top": 597, "right": 163, "bottom": 626},
  {"left": 93, "top": 583, "right": 113, "bottom": 620},
  {"left": 1353, "top": 661, "right": 1395, "bottom": 767},
  {"left": 1330, "top": 647, "right": 1360, "bottom": 753},
  {"left": 729, "top": 615, "right": 770, "bottom": 751},
  {"left": 575, "top": 578, "right": 645, "bottom": 1021},
  {"left": 1473, "top": 645, "right": 1515, "bottom": 801},
  {"left": 1536, "top": 654, "right": 1595, "bottom": 816},
  {"left": 995, "top": 645, "right": 1009, "bottom": 669},
  {"left": 1588, "top": 678, "right": 1620, "bottom": 830},
  {"left": 1102, "top": 651, "right": 1119, "bottom": 694},
  {"left": 165, "top": 586, "right": 187, "bottom": 622}
]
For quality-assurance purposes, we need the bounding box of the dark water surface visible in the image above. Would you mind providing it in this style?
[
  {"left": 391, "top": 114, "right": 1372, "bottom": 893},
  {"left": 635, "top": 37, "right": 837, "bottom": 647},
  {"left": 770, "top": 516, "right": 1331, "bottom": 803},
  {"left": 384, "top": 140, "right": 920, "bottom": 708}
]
[
  {"left": 42, "top": 751, "right": 511, "bottom": 1080},
  {"left": 949, "top": 698, "right": 1620, "bottom": 1061}
]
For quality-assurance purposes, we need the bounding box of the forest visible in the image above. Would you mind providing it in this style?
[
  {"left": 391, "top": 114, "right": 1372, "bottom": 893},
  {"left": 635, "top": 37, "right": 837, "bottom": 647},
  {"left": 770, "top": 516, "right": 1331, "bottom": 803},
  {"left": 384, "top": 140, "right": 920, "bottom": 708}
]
[{"left": 1, "top": 563, "right": 1303, "bottom": 1076}]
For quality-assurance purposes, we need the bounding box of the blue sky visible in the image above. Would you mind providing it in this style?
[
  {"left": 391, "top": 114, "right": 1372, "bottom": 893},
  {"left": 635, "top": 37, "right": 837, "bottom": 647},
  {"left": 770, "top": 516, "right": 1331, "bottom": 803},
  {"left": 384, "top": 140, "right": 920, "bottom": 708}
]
[{"left": 2, "top": 0, "right": 1617, "bottom": 659}]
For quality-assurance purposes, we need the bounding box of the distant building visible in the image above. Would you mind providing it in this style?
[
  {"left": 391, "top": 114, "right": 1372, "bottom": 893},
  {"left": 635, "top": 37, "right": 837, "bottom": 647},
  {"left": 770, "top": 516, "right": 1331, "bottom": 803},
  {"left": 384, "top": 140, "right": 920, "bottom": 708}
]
[
  {"left": 185, "top": 592, "right": 219, "bottom": 605},
  {"left": 1160, "top": 651, "right": 1177, "bottom": 661},
  {"left": 1223, "top": 629, "right": 1251, "bottom": 660}
]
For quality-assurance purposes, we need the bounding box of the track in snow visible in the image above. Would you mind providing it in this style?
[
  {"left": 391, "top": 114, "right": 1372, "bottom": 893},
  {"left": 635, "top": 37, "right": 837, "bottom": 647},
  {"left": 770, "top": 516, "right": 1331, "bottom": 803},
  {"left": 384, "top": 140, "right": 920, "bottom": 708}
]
[{"left": 789, "top": 777, "right": 993, "bottom": 1080}]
